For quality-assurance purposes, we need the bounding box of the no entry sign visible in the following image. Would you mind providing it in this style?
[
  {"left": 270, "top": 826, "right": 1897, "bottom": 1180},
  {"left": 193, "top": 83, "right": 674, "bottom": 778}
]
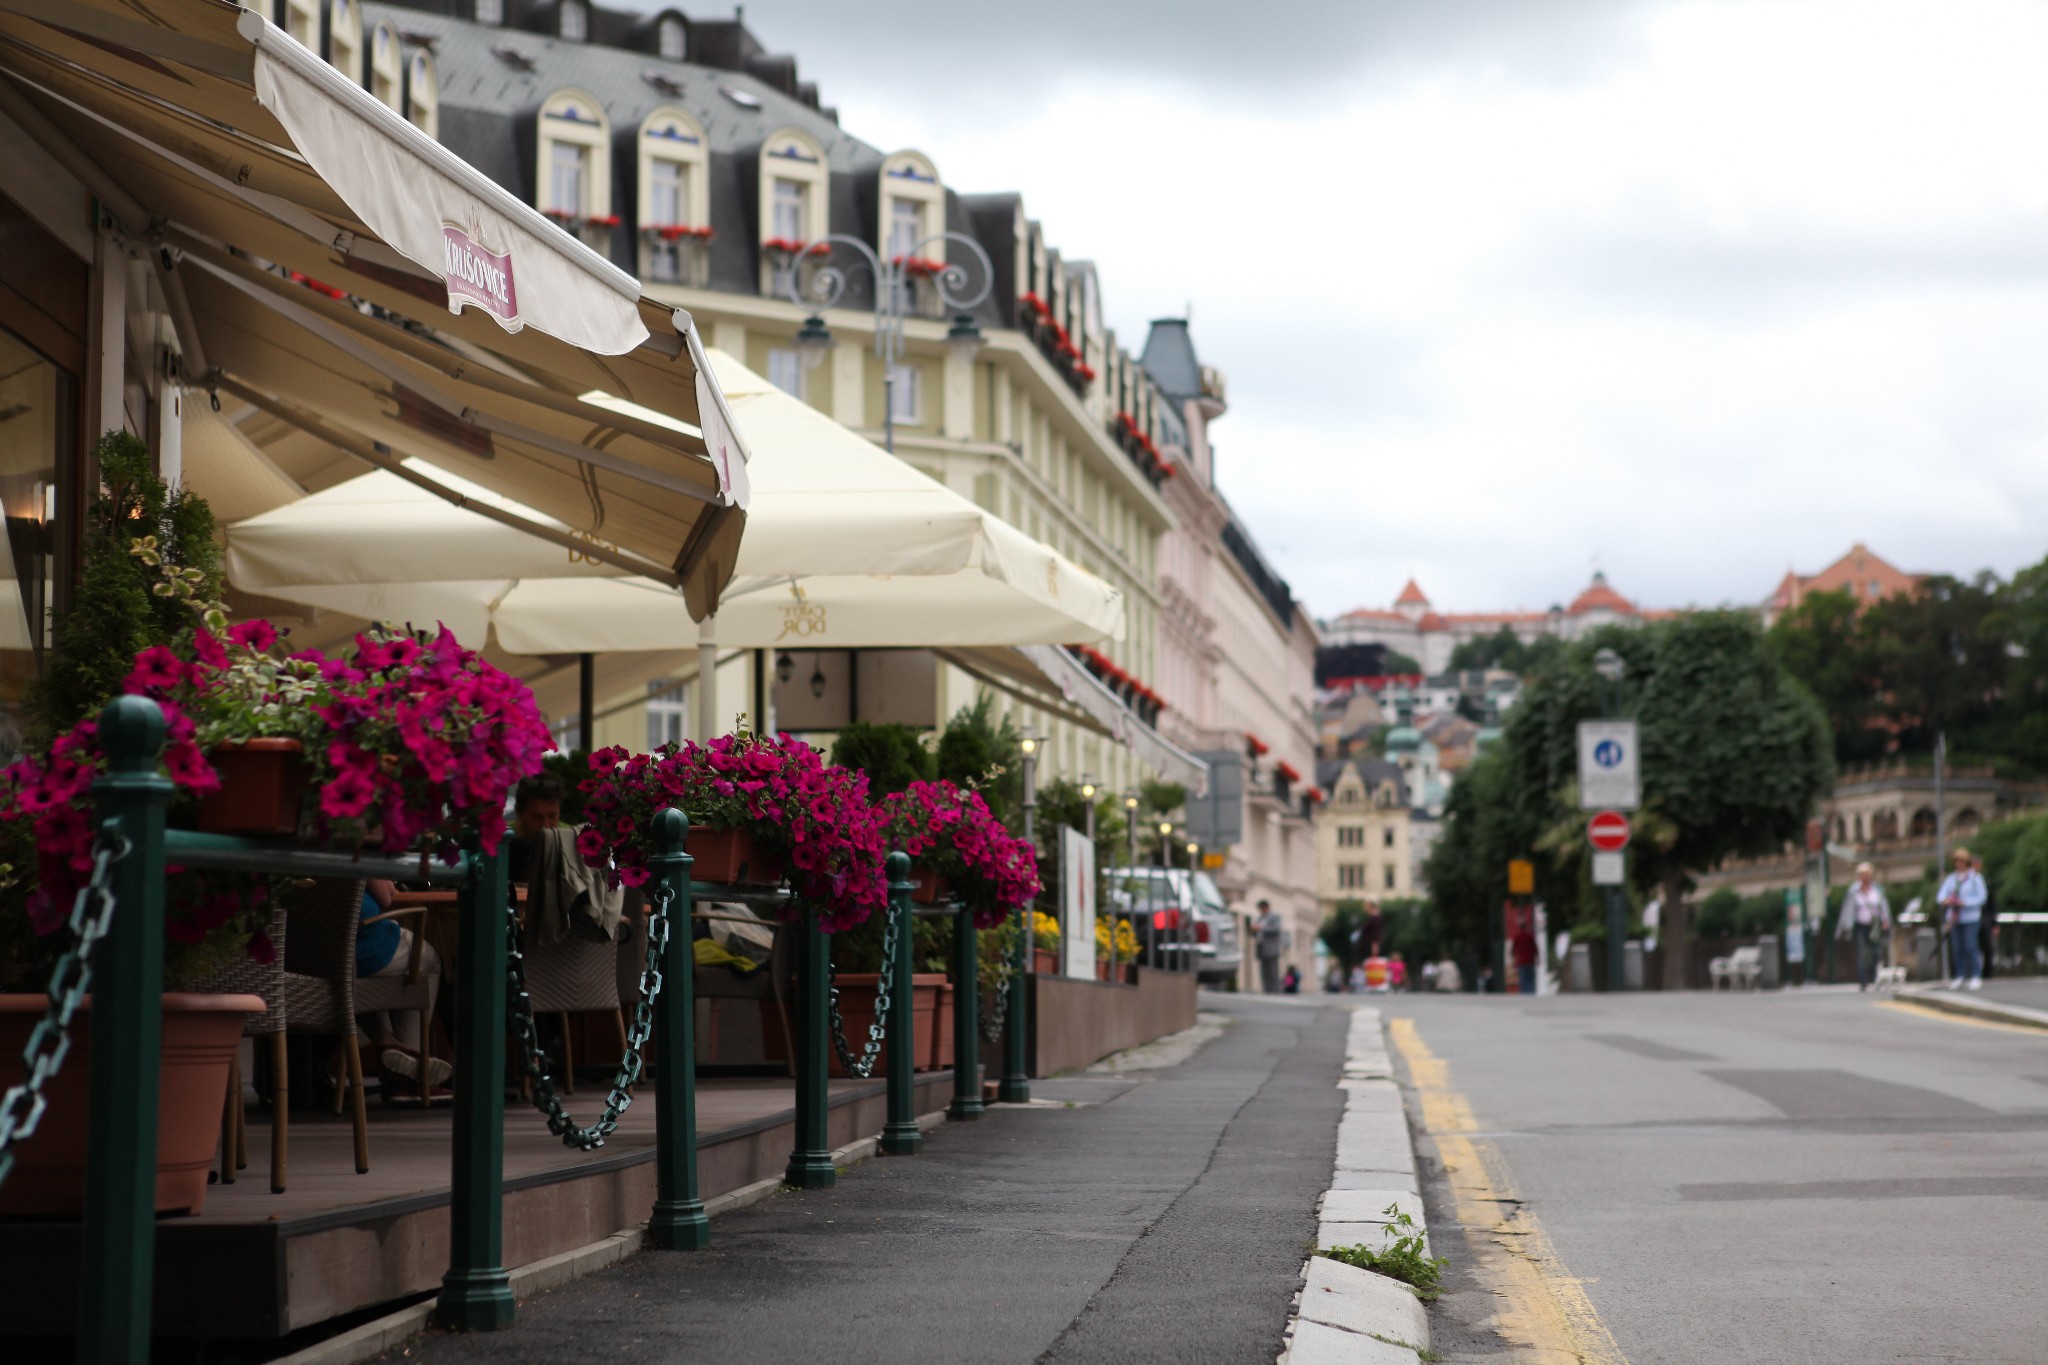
[{"left": 1587, "top": 810, "right": 1631, "bottom": 852}]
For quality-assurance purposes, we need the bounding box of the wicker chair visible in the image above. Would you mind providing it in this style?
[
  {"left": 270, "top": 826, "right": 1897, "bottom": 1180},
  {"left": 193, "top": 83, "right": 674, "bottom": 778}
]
[
  {"left": 521, "top": 918, "right": 627, "bottom": 1095},
  {"left": 283, "top": 878, "right": 436, "bottom": 1175},
  {"left": 197, "top": 901, "right": 288, "bottom": 1192}
]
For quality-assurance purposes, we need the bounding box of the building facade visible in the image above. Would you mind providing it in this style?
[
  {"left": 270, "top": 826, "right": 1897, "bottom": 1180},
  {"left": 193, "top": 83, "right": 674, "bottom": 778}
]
[
  {"left": 1314, "top": 757, "right": 1413, "bottom": 915},
  {"left": 1322, "top": 571, "right": 1650, "bottom": 675},
  {"left": 1761, "top": 543, "right": 1922, "bottom": 626},
  {"left": 339, "top": 0, "right": 1214, "bottom": 804}
]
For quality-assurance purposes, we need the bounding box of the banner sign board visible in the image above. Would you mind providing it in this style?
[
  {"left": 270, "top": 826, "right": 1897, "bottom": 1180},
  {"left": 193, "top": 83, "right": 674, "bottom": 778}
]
[
  {"left": 1577, "top": 720, "right": 1640, "bottom": 811},
  {"left": 1061, "top": 827, "right": 1095, "bottom": 979},
  {"left": 442, "top": 222, "right": 519, "bottom": 330}
]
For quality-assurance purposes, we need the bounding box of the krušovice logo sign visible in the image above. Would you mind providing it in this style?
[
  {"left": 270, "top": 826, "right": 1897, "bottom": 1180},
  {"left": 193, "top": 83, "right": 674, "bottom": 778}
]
[{"left": 442, "top": 221, "right": 520, "bottom": 331}]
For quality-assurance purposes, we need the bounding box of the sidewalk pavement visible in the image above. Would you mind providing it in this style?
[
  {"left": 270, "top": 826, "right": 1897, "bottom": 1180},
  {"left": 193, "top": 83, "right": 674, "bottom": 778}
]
[
  {"left": 1904, "top": 977, "right": 2048, "bottom": 1030},
  {"left": 1277, "top": 1007, "right": 1433, "bottom": 1365},
  {"left": 396, "top": 993, "right": 1350, "bottom": 1364}
]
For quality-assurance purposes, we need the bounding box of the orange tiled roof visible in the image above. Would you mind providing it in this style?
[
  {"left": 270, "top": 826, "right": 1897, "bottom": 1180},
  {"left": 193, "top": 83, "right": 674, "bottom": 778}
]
[{"left": 1395, "top": 578, "right": 1430, "bottom": 606}]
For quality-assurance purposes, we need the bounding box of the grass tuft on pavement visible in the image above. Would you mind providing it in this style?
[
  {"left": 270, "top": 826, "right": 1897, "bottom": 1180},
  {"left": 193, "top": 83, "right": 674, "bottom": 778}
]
[{"left": 1318, "top": 1204, "right": 1448, "bottom": 1302}]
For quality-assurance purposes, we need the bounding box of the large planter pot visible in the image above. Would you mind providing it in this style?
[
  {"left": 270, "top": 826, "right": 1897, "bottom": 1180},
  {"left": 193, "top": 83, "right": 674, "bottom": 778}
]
[
  {"left": 687, "top": 827, "right": 782, "bottom": 886},
  {"left": 930, "top": 981, "right": 955, "bottom": 1071},
  {"left": 910, "top": 869, "right": 951, "bottom": 905},
  {"left": 1033, "top": 947, "right": 1059, "bottom": 975},
  {"left": 196, "top": 738, "right": 308, "bottom": 836},
  {"left": 760, "top": 973, "right": 948, "bottom": 1075},
  {"left": 0, "top": 992, "right": 262, "bottom": 1217}
]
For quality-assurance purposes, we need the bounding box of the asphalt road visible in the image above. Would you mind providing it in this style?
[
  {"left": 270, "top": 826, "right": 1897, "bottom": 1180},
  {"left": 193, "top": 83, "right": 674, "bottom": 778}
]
[
  {"left": 1394, "top": 986, "right": 2048, "bottom": 1364},
  {"left": 398, "top": 993, "right": 1349, "bottom": 1365}
]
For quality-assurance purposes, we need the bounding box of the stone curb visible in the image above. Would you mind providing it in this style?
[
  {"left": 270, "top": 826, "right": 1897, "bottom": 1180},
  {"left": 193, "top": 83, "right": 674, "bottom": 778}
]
[
  {"left": 1277, "top": 1005, "right": 1430, "bottom": 1365},
  {"left": 1896, "top": 986, "right": 2048, "bottom": 1031}
]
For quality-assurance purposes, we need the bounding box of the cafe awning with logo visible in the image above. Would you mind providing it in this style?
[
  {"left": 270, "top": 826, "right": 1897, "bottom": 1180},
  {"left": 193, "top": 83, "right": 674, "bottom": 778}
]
[{"left": 0, "top": 0, "right": 746, "bottom": 615}]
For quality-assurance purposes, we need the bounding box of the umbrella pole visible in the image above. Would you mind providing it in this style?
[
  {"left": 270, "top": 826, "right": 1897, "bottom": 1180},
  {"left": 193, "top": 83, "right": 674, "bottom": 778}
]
[
  {"left": 752, "top": 648, "right": 768, "bottom": 734},
  {"left": 696, "top": 616, "right": 718, "bottom": 741},
  {"left": 578, "top": 653, "right": 594, "bottom": 752}
]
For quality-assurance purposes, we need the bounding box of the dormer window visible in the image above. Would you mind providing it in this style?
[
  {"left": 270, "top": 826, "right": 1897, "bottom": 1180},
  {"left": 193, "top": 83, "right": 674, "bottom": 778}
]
[
  {"left": 637, "top": 107, "right": 710, "bottom": 285},
  {"left": 328, "top": 0, "right": 363, "bottom": 83},
  {"left": 404, "top": 49, "right": 438, "bottom": 139},
  {"left": 558, "top": 0, "right": 587, "bottom": 41},
  {"left": 279, "top": 0, "right": 319, "bottom": 50},
  {"left": 473, "top": 0, "right": 503, "bottom": 24},
  {"left": 657, "top": 16, "right": 685, "bottom": 60},
  {"left": 537, "top": 90, "right": 613, "bottom": 250},
  {"left": 369, "top": 22, "right": 401, "bottom": 110}
]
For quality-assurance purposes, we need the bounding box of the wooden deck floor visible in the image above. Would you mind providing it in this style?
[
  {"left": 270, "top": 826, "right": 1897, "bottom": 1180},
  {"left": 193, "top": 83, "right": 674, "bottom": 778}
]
[{"left": 0, "top": 1070, "right": 958, "bottom": 1342}]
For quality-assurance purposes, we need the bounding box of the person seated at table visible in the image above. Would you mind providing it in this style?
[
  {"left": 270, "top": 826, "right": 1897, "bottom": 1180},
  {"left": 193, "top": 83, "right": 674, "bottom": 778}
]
[
  {"left": 508, "top": 773, "right": 563, "bottom": 889},
  {"left": 358, "top": 877, "right": 452, "bottom": 1087}
]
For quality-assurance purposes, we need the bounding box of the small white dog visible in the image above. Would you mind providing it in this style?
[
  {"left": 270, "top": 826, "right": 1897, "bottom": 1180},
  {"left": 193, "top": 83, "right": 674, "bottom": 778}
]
[{"left": 1873, "top": 963, "right": 1908, "bottom": 991}]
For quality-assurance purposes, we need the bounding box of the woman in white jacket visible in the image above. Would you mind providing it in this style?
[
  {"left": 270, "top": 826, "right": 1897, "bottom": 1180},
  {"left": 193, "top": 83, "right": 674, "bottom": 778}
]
[{"left": 1836, "top": 862, "right": 1890, "bottom": 991}]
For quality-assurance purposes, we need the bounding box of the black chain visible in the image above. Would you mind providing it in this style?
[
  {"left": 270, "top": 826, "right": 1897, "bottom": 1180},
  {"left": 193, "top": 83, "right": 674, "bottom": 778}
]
[
  {"left": 826, "top": 894, "right": 900, "bottom": 1079},
  {"left": 505, "top": 880, "right": 672, "bottom": 1151},
  {"left": 0, "top": 828, "right": 128, "bottom": 1191}
]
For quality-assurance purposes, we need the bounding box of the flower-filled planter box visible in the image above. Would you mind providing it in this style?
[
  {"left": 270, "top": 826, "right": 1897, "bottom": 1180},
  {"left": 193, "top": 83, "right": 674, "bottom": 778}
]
[
  {"left": 881, "top": 781, "right": 1040, "bottom": 930},
  {"left": 1033, "top": 947, "right": 1060, "bottom": 975},
  {"left": 0, "top": 992, "right": 263, "bottom": 1216},
  {"left": 196, "top": 737, "right": 309, "bottom": 836},
  {"left": 910, "top": 868, "right": 950, "bottom": 905},
  {"left": 760, "top": 971, "right": 948, "bottom": 1076},
  {"left": 686, "top": 827, "right": 783, "bottom": 886}
]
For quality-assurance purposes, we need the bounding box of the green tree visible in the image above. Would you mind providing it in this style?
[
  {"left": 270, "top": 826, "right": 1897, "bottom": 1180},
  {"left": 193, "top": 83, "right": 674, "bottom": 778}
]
[
  {"left": 831, "top": 721, "right": 935, "bottom": 796},
  {"left": 1766, "top": 589, "right": 1885, "bottom": 766},
  {"left": 31, "top": 430, "right": 223, "bottom": 738},
  {"left": 936, "top": 692, "right": 1023, "bottom": 825},
  {"left": 1431, "top": 613, "right": 1834, "bottom": 988}
]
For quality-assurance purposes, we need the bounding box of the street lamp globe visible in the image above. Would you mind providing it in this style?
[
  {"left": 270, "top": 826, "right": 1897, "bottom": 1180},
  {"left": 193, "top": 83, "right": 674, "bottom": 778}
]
[
  {"left": 1124, "top": 792, "right": 1139, "bottom": 810},
  {"left": 1158, "top": 820, "right": 1173, "bottom": 837},
  {"left": 1080, "top": 774, "right": 1097, "bottom": 800},
  {"left": 1593, "top": 647, "right": 1625, "bottom": 683},
  {"left": 793, "top": 313, "right": 836, "bottom": 370},
  {"left": 1019, "top": 734, "right": 1037, "bottom": 756},
  {"left": 945, "top": 312, "right": 985, "bottom": 367}
]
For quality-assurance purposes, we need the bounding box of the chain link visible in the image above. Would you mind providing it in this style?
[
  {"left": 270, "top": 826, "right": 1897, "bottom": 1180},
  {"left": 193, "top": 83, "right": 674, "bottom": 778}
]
[
  {"left": 0, "top": 828, "right": 129, "bottom": 1192},
  {"left": 826, "top": 894, "right": 900, "bottom": 1079},
  {"left": 506, "top": 879, "right": 673, "bottom": 1151}
]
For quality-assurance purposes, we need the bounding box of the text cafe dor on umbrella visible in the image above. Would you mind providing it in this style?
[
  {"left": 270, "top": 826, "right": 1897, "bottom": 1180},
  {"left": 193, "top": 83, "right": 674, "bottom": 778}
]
[{"left": 0, "top": 0, "right": 752, "bottom": 760}]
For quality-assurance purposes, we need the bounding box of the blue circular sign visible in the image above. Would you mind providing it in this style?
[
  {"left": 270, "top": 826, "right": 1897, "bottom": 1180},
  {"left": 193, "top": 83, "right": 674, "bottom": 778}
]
[{"left": 1593, "top": 739, "right": 1625, "bottom": 768}]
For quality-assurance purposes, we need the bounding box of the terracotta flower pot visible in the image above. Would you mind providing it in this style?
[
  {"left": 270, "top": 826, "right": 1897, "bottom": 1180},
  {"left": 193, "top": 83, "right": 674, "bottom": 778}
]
[
  {"left": 930, "top": 981, "right": 955, "bottom": 1070},
  {"left": 910, "top": 869, "right": 951, "bottom": 905},
  {"left": 760, "top": 973, "right": 948, "bottom": 1075},
  {"left": 687, "top": 827, "right": 782, "bottom": 885},
  {"left": 1032, "top": 947, "right": 1059, "bottom": 975},
  {"left": 196, "top": 738, "right": 309, "bottom": 836},
  {"left": 0, "top": 991, "right": 262, "bottom": 1216}
]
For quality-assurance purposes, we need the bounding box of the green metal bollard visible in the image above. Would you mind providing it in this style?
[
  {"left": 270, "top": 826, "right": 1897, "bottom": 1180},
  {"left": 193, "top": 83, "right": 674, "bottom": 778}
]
[
  {"left": 437, "top": 836, "right": 514, "bottom": 1331},
  {"left": 646, "top": 807, "right": 709, "bottom": 1249},
  {"left": 997, "top": 918, "right": 1031, "bottom": 1104},
  {"left": 783, "top": 906, "right": 836, "bottom": 1187},
  {"left": 949, "top": 905, "right": 984, "bottom": 1120},
  {"left": 80, "top": 696, "right": 171, "bottom": 1364},
  {"left": 879, "top": 853, "right": 921, "bottom": 1155}
]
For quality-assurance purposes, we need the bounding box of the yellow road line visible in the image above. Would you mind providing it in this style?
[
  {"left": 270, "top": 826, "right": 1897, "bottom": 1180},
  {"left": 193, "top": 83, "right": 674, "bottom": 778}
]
[
  {"left": 1389, "top": 1018, "right": 1627, "bottom": 1365},
  {"left": 1874, "top": 997, "right": 2048, "bottom": 1035}
]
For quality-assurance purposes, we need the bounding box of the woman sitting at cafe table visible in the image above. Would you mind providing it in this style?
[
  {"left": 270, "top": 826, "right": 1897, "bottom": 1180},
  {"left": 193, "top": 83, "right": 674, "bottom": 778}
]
[{"left": 358, "top": 877, "right": 451, "bottom": 1089}]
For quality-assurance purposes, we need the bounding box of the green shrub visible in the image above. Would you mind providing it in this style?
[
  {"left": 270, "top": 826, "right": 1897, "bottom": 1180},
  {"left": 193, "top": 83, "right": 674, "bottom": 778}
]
[
  {"left": 1319, "top": 1205, "right": 1447, "bottom": 1302},
  {"left": 832, "top": 721, "right": 934, "bottom": 797}
]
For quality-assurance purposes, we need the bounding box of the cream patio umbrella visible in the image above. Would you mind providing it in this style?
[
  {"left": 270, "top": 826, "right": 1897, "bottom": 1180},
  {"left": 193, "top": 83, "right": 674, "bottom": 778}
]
[{"left": 225, "top": 350, "right": 1125, "bottom": 733}]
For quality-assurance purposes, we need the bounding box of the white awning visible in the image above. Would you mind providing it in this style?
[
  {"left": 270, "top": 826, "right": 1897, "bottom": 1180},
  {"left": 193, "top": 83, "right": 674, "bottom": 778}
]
[{"left": 0, "top": 0, "right": 747, "bottom": 615}]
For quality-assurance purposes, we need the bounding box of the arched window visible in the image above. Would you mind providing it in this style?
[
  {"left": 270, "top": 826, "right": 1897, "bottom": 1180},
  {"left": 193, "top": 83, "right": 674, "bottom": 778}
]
[
  {"left": 879, "top": 150, "right": 942, "bottom": 261},
  {"left": 536, "top": 90, "right": 612, "bottom": 245},
  {"left": 278, "top": 0, "right": 319, "bottom": 50},
  {"left": 369, "top": 22, "right": 401, "bottom": 111},
  {"left": 558, "top": 0, "right": 587, "bottom": 41},
  {"left": 404, "top": 49, "right": 438, "bottom": 140},
  {"left": 759, "top": 128, "right": 827, "bottom": 245},
  {"left": 637, "top": 106, "right": 710, "bottom": 285},
  {"left": 656, "top": 15, "right": 686, "bottom": 60},
  {"left": 327, "top": 0, "right": 363, "bottom": 84}
]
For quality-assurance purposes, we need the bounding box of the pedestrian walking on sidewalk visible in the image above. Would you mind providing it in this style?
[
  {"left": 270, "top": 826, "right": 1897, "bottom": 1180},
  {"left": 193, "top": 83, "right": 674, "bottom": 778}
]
[
  {"left": 1837, "top": 862, "right": 1891, "bottom": 990},
  {"left": 1937, "top": 848, "right": 1987, "bottom": 990},
  {"left": 1255, "top": 899, "right": 1285, "bottom": 994},
  {"left": 1975, "top": 854, "right": 1999, "bottom": 980},
  {"left": 1511, "top": 920, "right": 1539, "bottom": 996}
]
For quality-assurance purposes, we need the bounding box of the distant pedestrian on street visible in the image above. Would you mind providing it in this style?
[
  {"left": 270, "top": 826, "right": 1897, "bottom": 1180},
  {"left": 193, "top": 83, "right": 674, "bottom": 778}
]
[
  {"left": 1511, "top": 921, "right": 1539, "bottom": 996},
  {"left": 1432, "top": 958, "right": 1462, "bottom": 992},
  {"left": 1254, "top": 899, "right": 1285, "bottom": 994},
  {"left": 1837, "top": 862, "right": 1891, "bottom": 991},
  {"left": 1937, "top": 848, "right": 1987, "bottom": 990},
  {"left": 1360, "top": 899, "right": 1385, "bottom": 959},
  {"left": 1281, "top": 965, "right": 1301, "bottom": 995},
  {"left": 1975, "top": 855, "right": 1998, "bottom": 980}
]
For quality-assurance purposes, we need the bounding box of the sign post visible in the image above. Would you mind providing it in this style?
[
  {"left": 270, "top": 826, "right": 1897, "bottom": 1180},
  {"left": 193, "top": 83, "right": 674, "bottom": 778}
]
[{"left": 1579, "top": 719, "right": 1639, "bottom": 993}]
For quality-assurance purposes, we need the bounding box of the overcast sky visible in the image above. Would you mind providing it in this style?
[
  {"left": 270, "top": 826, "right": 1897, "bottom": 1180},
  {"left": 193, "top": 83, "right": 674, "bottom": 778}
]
[{"left": 711, "top": 0, "right": 2048, "bottom": 621}]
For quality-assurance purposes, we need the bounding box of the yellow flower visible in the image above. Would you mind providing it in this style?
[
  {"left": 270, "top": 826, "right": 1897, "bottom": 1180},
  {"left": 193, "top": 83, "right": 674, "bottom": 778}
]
[{"left": 1094, "top": 916, "right": 1137, "bottom": 958}]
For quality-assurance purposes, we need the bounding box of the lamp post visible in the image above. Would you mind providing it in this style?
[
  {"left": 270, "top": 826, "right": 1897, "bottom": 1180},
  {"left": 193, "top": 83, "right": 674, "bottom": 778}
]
[
  {"left": 1121, "top": 791, "right": 1139, "bottom": 980},
  {"left": 1593, "top": 646, "right": 1627, "bottom": 993},
  {"left": 783, "top": 230, "right": 994, "bottom": 455},
  {"left": 999, "top": 734, "right": 1037, "bottom": 1102}
]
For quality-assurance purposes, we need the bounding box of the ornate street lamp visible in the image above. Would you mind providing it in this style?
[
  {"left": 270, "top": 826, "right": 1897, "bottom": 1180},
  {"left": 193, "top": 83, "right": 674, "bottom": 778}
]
[{"left": 778, "top": 230, "right": 994, "bottom": 453}]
